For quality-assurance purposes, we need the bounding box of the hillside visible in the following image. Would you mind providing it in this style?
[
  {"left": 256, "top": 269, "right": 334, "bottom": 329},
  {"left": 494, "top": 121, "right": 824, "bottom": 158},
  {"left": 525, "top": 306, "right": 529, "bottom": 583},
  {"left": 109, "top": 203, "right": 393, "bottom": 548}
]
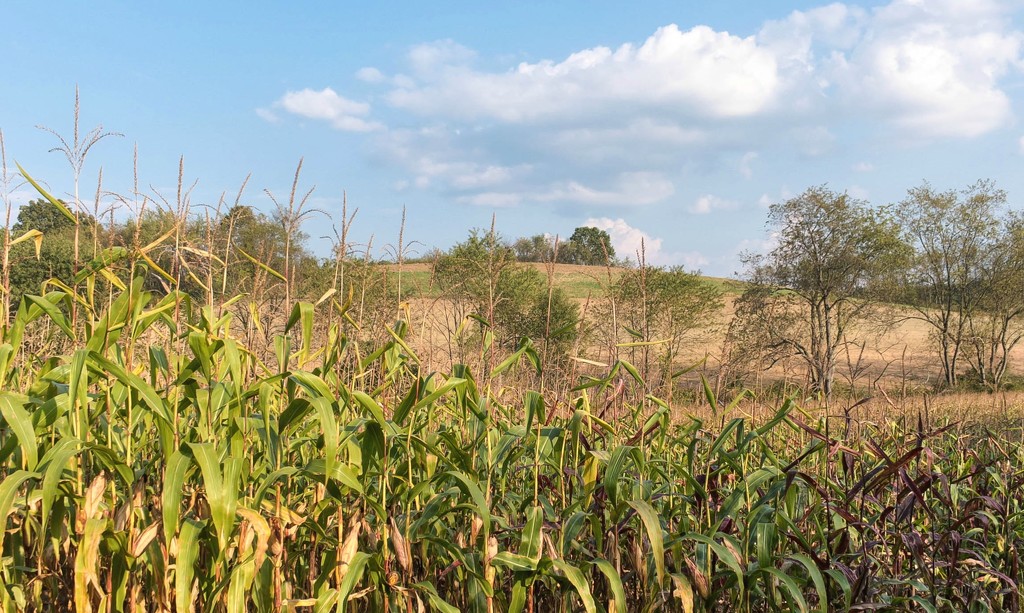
[{"left": 375, "top": 262, "right": 1024, "bottom": 392}]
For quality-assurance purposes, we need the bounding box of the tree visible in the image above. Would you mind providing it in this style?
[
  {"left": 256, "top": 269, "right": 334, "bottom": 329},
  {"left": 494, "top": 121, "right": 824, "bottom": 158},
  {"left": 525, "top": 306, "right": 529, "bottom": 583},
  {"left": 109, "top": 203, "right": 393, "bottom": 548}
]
[
  {"left": 559, "top": 226, "right": 614, "bottom": 266},
  {"left": 890, "top": 180, "right": 1004, "bottom": 387},
  {"left": 13, "top": 198, "right": 78, "bottom": 235},
  {"left": 512, "top": 234, "right": 555, "bottom": 263},
  {"left": 265, "top": 158, "right": 321, "bottom": 307},
  {"left": 214, "top": 204, "right": 290, "bottom": 296},
  {"left": 601, "top": 265, "right": 721, "bottom": 388},
  {"left": 7, "top": 199, "right": 97, "bottom": 310},
  {"left": 736, "top": 186, "right": 900, "bottom": 397},
  {"left": 962, "top": 210, "right": 1024, "bottom": 389},
  {"left": 434, "top": 229, "right": 578, "bottom": 355}
]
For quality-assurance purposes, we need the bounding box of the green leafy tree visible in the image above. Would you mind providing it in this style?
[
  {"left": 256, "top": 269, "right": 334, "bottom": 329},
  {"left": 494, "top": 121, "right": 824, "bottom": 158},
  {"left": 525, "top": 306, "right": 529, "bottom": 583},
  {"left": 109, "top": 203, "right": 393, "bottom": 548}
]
[
  {"left": 600, "top": 265, "right": 721, "bottom": 387},
  {"left": 435, "top": 229, "right": 578, "bottom": 355},
  {"left": 215, "top": 204, "right": 291, "bottom": 297},
  {"left": 890, "top": 180, "right": 1005, "bottom": 388},
  {"left": 962, "top": 211, "right": 1024, "bottom": 389},
  {"left": 7, "top": 199, "right": 96, "bottom": 309},
  {"left": 736, "top": 186, "right": 902, "bottom": 397},
  {"left": 13, "top": 198, "right": 77, "bottom": 235},
  {"left": 512, "top": 234, "right": 555, "bottom": 263},
  {"left": 559, "top": 226, "right": 614, "bottom": 265}
]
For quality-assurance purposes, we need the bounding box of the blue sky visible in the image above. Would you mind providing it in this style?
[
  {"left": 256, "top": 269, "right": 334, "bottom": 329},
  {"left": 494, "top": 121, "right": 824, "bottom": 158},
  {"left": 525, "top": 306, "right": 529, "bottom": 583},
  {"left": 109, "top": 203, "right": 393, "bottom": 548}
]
[{"left": 4, "top": 1, "right": 1024, "bottom": 276}]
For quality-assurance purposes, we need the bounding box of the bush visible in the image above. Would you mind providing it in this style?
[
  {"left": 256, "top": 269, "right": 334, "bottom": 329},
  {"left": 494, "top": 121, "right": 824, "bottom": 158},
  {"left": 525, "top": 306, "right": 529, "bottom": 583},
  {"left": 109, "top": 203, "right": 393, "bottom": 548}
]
[{"left": 435, "top": 229, "right": 579, "bottom": 354}]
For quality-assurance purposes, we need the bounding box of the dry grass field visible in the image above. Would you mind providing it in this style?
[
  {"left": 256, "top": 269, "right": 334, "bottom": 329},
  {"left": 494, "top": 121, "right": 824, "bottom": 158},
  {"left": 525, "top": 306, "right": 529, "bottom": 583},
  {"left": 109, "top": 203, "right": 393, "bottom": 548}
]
[{"left": 386, "top": 262, "right": 1024, "bottom": 406}]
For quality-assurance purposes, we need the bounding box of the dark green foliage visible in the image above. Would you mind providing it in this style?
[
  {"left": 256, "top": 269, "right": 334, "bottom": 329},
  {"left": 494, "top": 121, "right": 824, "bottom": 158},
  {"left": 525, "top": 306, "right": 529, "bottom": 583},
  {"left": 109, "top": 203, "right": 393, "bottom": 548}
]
[
  {"left": 559, "top": 226, "right": 615, "bottom": 266},
  {"left": 8, "top": 233, "right": 75, "bottom": 301},
  {"left": 612, "top": 266, "right": 721, "bottom": 337},
  {"left": 7, "top": 199, "right": 96, "bottom": 309},
  {"left": 12, "top": 198, "right": 78, "bottom": 235},
  {"left": 512, "top": 234, "right": 555, "bottom": 263},
  {"left": 890, "top": 180, "right": 1008, "bottom": 388}
]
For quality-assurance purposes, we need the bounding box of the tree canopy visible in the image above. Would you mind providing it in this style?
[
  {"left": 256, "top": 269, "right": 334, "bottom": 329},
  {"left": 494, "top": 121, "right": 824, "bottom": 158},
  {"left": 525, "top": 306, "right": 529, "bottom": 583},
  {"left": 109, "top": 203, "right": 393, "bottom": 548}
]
[
  {"left": 736, "top": 185, "right": 902, "bottom": 396},
  {"left": 560, "top": 226, "right": 614, "bottom": 266}
]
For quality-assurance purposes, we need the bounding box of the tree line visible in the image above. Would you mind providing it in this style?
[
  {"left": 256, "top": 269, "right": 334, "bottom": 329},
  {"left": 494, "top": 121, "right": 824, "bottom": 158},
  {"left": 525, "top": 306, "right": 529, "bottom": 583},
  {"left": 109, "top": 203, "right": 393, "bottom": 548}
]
[
  {"left": 733, "top": 180, "right": 1024, "bottom": 395},
  {"left": 4, "top": 142, "right": 1021, "bottom": 396}
]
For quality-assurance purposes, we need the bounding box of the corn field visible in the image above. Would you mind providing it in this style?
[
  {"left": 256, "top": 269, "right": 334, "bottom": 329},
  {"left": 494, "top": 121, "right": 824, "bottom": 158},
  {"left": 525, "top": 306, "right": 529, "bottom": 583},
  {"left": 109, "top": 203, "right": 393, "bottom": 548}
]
[
  {"left": 0, "top": 183, "right": 1021, "bottom": 612},
  {"left": 0, "top": 268, "right": 1020, "bottom": 612}
]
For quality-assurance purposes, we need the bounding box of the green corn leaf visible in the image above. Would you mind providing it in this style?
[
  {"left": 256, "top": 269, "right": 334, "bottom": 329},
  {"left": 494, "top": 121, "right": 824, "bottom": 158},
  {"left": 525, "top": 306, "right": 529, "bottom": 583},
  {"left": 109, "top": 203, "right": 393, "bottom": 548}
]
[
  {"left": 490, "top": 552, "right": 538, "bottom": 572},
  {"left": 604, "top": 445, "right": 636, "bottom": 510},
  {"left": 412, "top": 582, "right": 460, "bottom": 613},
  {"left": 550, "top": 559, "right": 597, "bottom": 613},
  {"left": 761, "top": 566, "right": 808, "bottom": 613},
  {"left": 408, "top": 377, "right": 466, "bottom": 417},
  {"left": 825, "top": 569, "right": 852, "bottom": 611},
  {"left": 25, "top": 294, "right": 74, "bottom": 340},
  {"left": 189, "top": 443, "right": 242, "bottom": 554},
  {"left": 226, "top": 557, "right": 257, "bottom": 613},
  {"left": 683, "top": 533, "right": 745, "bottom": 593},
  {"left": 443, "top": 471, "right": 491, "bottom": 535},
  {"left": 39, "top": 437, "right": 81, "bottom": 542},
  {"left": 520, "top": 505, "right": 544, "bottom": 561},
  {"left": 0, "top": 393, "right": 37, "bottom": 471},
  {"left": 627, "top": 499, "right": 666, "bottom": 585},
  {"left": 337, "top": 551, "right": 371, "bottom": 613},
  {"left": 311, "top": 397, "right": 339, "bottom": 485},
  {"left": 285, "top": 301, "right": 314, "bottom": 359},
  {"left": 351, "top": 391, "right": 389, "bottom": 430},
  {"left": 176, "top": 519, "right": 205, "bottom": 613},
  {"left": 0, "top": 470, "right": 39, "bottom": 555},
  {"left": 16, "top": 163, "right": 77, "bottom": 223},
  {"left": 789, "top": 553, "right": 828, "bottom": 613},
  {"left": 74, "top": 246, "right": 129, "bottom": 284},
  {"left": 593, "top": 558, "right": 627, "bottom": 613},
  {"left": 162, "top": 449, "right": 192, "bottom": 546}
]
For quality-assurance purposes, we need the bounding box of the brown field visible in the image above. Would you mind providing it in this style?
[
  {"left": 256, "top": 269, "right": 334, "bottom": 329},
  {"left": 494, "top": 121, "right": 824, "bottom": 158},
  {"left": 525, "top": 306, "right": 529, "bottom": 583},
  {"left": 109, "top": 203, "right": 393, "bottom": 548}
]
[{"left": 375, "top": 262, "right": 1024, "bottom": 425}]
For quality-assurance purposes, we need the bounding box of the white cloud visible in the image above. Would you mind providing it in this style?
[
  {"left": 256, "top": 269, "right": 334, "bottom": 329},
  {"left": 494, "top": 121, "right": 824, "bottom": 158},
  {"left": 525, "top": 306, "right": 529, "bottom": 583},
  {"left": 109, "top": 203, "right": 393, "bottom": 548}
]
[
  {"left": 853, "top": 161, "right": 874, "bottom": 172},
  {"left": 689, "top": 194, "right": 737, "bottom": 215},
  {"left": 388, "top": 25, "right": 783, "bottom": 123},
  {"left": 449, "top": 165, "right": 517, "bottom": 189},
  {"left": 848, "top": 185, "right": 870, "bottom": 200},
  {"left": 275, "top": 87, "right": 383, "bottom": 132},
  {"left": 737, "top": 232, "right": 781, "bottom": 257},
  {"left": 739, "top": 151, "right": 758, "bottom": 179},
  {"left": 826, "top": 0, "right": 1021, "bottom": 138},
  {"left": 457, "top": 172, "right": 675, "bottom": 208},
  {"left": 377, "top": 0, "right": 1022, "bottom": 142},
  {"left": 672, "top": 251, "right": 710, "bottom": 271},
  {"left": 356, "top": 67, "right": 386, "bottom": 83},
  {"left": 584, "top": 217, "right": 708, "bottom": 269},
  {"left": 5, "top": 188, "right": 34, "bottom": 211},
  {"left": 541, "top": 172, "right": 674, "bottom": 206},
  {"left": 269, "top": 0, "right": 1024, "bottom": 215},
  {"left": 255, "top": 108, "right": 279, "bottom": 123},
  {"left": 408, "top": 40, "right": 477, "bottom": 75},
  {"left": 757, "top": 187, "right": 795, "bottom": 209}
]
